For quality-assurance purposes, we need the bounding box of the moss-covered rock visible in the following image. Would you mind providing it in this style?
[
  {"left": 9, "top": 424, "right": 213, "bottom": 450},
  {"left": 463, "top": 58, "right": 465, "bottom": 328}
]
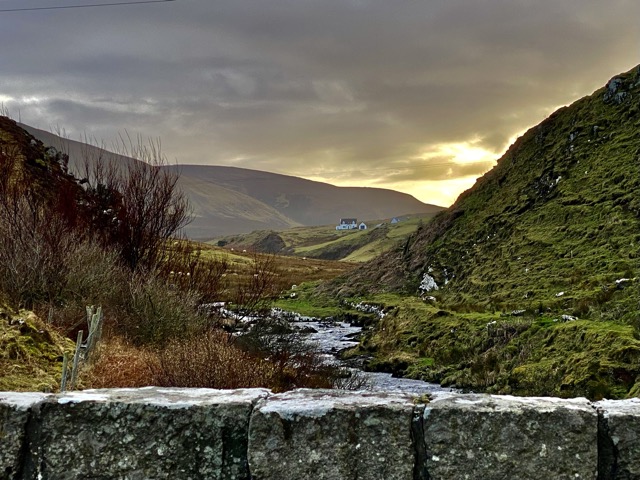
[{"left": 0, "top": 304, "right": 74, "bottom": 392}]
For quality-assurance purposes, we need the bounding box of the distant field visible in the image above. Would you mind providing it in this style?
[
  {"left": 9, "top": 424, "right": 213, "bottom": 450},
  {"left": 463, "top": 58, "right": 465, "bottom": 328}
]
[
  {"left": 210, "top": 213, "right": 437, "bottom": 262},
  {"left": 189, "top": 240, "right": 357, "bottom": 286}
]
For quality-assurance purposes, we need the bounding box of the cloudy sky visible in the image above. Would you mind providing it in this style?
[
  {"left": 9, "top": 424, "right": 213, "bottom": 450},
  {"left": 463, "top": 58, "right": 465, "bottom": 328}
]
[{"left": 1, "top": 0, "right": 638, "bottom": 206}]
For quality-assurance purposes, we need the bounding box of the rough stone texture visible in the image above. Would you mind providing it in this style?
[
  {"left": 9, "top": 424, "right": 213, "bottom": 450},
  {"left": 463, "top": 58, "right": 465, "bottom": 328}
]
[
  {"left": 596, "top": 398, "right": 640, "bottom": 480},
  {"left": 0, "top": 393, "right": 49, "bottom": 480},
  {"left": 422, "top": 393, "right": 598, "bottom": 480},
  {"left": 23, "top": 387, "right": 269, "bottom": 480},
  {"left": 248, "top": 389, "right": 420, "bottom": 480},
  {"left": 6, "top": 388, "right": 640, "bottom": 479}
]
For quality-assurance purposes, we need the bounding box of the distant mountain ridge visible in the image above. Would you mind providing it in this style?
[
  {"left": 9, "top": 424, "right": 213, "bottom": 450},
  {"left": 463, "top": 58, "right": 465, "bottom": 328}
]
[{"left": 22, "top": 126, "right": 442, "bottom": 239}]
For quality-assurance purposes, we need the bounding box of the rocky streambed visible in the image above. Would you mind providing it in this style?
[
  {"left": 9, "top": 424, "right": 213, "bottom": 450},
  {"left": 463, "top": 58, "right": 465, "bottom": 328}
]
[
  {"left": 203, "top": 302, "right": 452, "bottom": 394},
  {"left": 263, "top": 308, "right": 452, "bottom": 395}
]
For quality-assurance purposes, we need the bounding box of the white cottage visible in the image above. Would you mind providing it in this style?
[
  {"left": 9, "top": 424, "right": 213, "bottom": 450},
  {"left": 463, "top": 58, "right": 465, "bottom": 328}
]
[{"left": 336, "top": 218, "right": 358, "bottom": 230}]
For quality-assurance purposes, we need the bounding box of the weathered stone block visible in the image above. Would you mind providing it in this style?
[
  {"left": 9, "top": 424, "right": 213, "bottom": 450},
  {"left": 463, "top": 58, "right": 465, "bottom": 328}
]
[
  {"left": 596, "top": 398, "right": 640, "bottom": 480},
  {"left": 0, "top": 392, "right": 49, "bottom": 480},
  {"left": 422, "top": 393, "right": 597, "bottom": 480},
  {"left": 23, "top": 387, "right": 269, "bottom": 480},
  {"left": 248, "top": 389, "right": 420, "bottom": 480}
]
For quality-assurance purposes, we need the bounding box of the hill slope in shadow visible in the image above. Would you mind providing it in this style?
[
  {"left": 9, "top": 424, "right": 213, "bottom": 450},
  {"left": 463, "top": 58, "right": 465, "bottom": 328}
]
[{"left": 23, "top": 126, "right": 442, "bottom": 239}]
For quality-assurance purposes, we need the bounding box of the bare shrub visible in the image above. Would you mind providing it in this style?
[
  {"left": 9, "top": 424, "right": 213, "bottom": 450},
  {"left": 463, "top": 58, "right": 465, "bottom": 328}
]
[
  {"left": 230, "top": 252, "right": 287, "bottom": 318},
  {"left": 38, "top": 242, "right": 129, "bottom": 335},
  {"left": 117, "top": 272, "right": 207, "bottom": 346},
  {"left": 332, "top": 368, "right": 370, "bottom": 390},
  {"left": 79, "top": 135, "right": 191, "bottom": 272},
  {"left": 151, "top": 330, "right": 278, "bottom": 389},
  {"left": 159, "top": 240, "right": 229, "bottom": 304},
  {"left": 0, "top": 141, "right": 96, "bottom": 310},
  {"left": 0, "top": 173, "right": 80, "bottom": 308},
  {"left": 62, "top": 242, "right": 127, "bottom": 306}
]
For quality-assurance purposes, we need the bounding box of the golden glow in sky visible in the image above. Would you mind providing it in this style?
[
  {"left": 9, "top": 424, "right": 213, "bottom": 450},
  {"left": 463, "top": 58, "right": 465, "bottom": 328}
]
[
  {"left": 309, "top": 140, "right": 500, "bottom": 207},
  {"left": 400, "top": 178, "right": 483, "bottom": 208},
  {"left": 420, "top": 140, "right": 496, "bottom": 165}
]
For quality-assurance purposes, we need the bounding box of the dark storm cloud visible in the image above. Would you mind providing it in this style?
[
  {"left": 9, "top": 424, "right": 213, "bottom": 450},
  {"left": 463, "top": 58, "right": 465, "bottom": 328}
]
[{"left": 1, "top": 0, "right": 639, "bottom": 204}]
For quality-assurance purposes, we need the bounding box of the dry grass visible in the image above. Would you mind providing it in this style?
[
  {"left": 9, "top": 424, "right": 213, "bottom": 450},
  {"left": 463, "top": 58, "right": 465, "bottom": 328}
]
[
  {"left": 82, "top": 330, "right": 355, "bottom": 392},
  {"left": 152, "top": 330, "right": 279, "bottom": 389},
  {"left": 197, "top": 242, "right": 357, "bottom": 287},
  {"left": 81, "top": 337, "right": 161, "bottom": 389},
  {"left": 84, "top": 333, "right": 272, "bottom": 390}
]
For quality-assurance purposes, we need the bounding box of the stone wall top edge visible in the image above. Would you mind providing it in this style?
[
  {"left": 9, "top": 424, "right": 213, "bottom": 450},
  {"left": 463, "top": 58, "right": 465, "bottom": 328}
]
[
  {"left": 595, "top": 397, "right": 640, "bottom": 417},
  {"left": 427, "top": 392, "right": 595, "bottom": 412},
  {"left": 0, "top": 391, "right": 51, "bottom": 410},
  {"left": 54, "top": 386, "right": 271, "bottom": 407},
  {"left": 2, "top": 388, "right": 640, "bottom": 413}
]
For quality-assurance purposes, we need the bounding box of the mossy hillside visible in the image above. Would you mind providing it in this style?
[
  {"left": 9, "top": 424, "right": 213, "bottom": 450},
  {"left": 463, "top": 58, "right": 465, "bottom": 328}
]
[
  {"left": 351, "top": 294, "right": 640, "bottom": 400},
  {"left": 420, "top": 69, "right": 640, "bottom": 310},
  {"left": 274, "top": 282, "right": 344, "bottom": 317},
  {"left": 0, "top": 116, "right": 80, "bottom": 201},
  {"left": 346, "top": 66, "right": 640, "bottom": 315},
  {"left": 274, "top": 282, "right": 378, "bottom": 324},
  {"left": 0, "top": 304, "right": 74, "bottom": 392},
  {"left": 331, "top": 66, "right": 640, "bottom": 398}
]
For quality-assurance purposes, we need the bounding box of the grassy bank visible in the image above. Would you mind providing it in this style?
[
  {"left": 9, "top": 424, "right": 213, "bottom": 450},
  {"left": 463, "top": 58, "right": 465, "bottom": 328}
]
[{"left": 344, "top": 293, "right": 640, "bottom": 400}]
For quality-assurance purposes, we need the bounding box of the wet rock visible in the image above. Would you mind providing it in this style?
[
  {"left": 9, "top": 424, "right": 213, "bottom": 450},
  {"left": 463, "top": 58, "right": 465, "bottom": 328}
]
[
  {"left": 23, "top": 387, "right": 269, "bottom": 480},
  {"left": 297, "top": 325, "right": 318, "bottom": 334},
  {"left": 0, "top": 392, "right": 49, "bottom": 480},
  {"left": 248, "top": 389, "right": 419, "bottom": 480},
  {"left": 596, "top": 398, "right": 640, "bottom": 479},
  {"left": 422, "top": 394, "right": 597, "bottom": 480}
]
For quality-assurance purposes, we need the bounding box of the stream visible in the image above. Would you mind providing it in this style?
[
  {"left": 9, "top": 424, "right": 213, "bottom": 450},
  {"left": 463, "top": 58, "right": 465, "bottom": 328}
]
[
  {"left": 211, "top": 303, "right": 453, "bottom": 394},
  {"left": 274, "top": 310, "right": 454, "bottom": 395}
]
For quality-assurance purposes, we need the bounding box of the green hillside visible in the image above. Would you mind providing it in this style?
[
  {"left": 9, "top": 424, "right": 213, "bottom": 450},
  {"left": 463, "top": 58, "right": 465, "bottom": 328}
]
[
  {"left": 332, "top": 65, "right": 640, "bottom": 399},
  {"left": 212, "top": 214, "right": 436, "bottom": 262}
]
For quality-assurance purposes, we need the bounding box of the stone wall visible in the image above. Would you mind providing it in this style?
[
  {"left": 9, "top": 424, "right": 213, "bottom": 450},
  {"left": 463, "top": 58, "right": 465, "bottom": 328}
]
[{"left": 1, "top": 387, "right": 639, "bottom": 480}]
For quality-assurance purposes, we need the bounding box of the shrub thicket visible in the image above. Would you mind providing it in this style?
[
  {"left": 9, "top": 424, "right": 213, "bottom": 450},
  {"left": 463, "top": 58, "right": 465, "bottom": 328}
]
[{"left": 0, "top": 116, "right": 350, "bottom": 392}]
